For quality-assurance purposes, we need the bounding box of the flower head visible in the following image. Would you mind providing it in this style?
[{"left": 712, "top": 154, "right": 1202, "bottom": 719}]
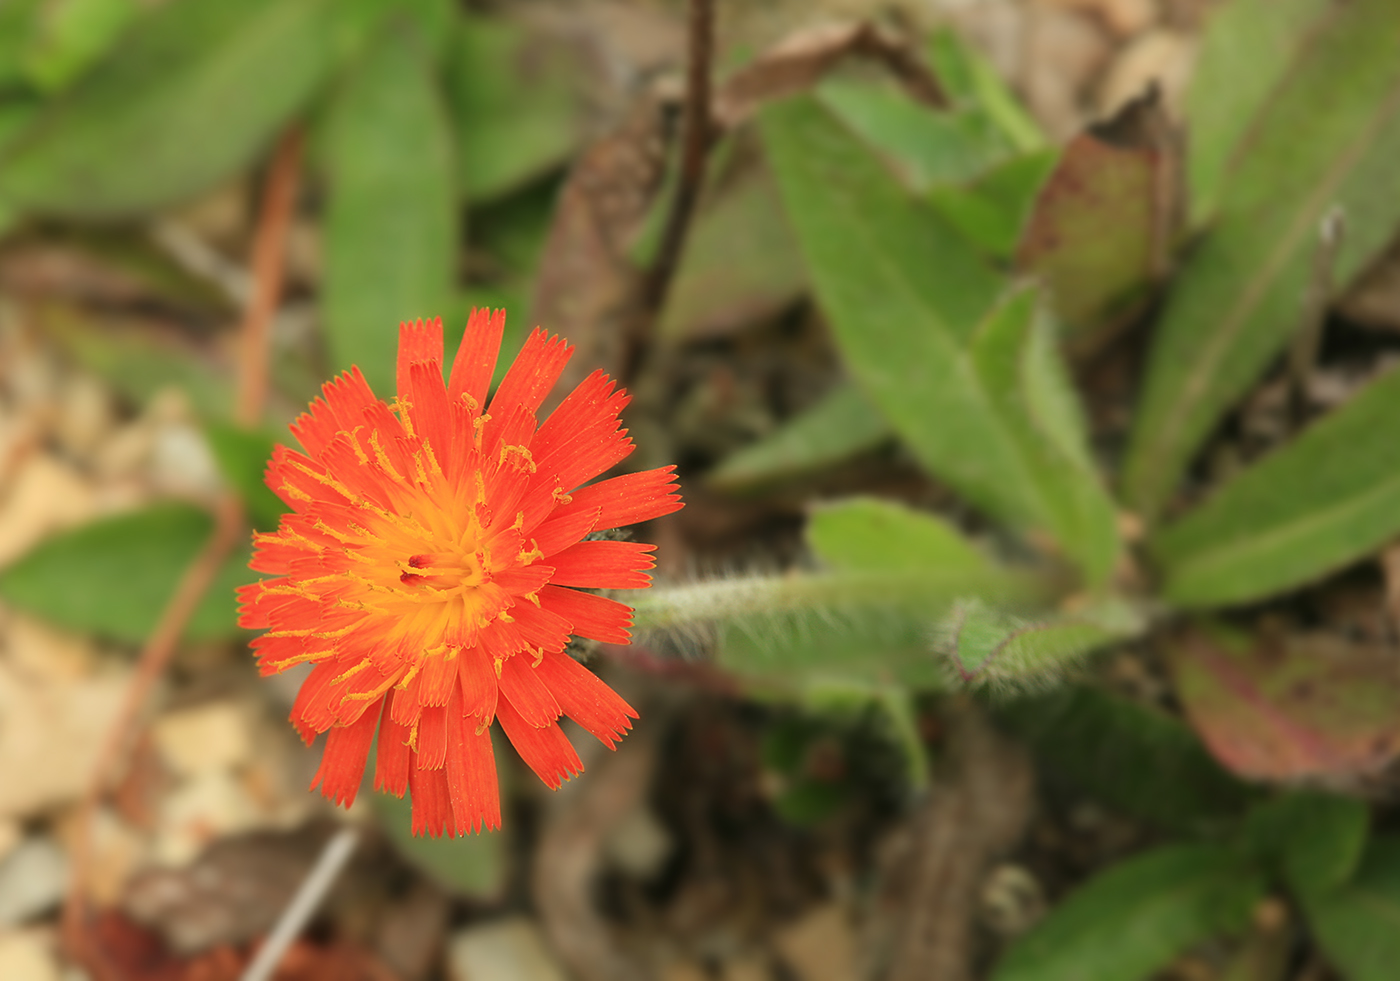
[{"left": 237, "top": 310, "right": 682, "bottom": 836}]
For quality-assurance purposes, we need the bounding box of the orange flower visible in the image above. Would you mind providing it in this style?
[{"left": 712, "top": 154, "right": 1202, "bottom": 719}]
[{"left": 237, "top": 311, "right": 682, "bottom": 836}]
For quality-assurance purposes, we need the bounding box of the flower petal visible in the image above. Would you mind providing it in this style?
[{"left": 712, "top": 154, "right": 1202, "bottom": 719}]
[
  {"left": 535, "top": 649, "right": 637, "bottom": 749},
  {"left": 496, "top": 698, "right": 583, "bottom": 790},
  {"left": 446, "top": 701, "right": 501, "bottom": 834},
  {"left": 397, "top": 317, "right": 444, "bottom": 398},
  {"left": 539, "top": 585, "right": 635, "bottom": 644},
  {"left": 498, "top": 653, "right": 562, "bottom": 728},
  {"left": 311, "top": 698, "right": 383, "bottom": 807},
  {"left": 547, "top": 540, "right": 656, "bottom": 589},
  {"left": 448, "top": 307, "right": 507, "bottom": 410}
]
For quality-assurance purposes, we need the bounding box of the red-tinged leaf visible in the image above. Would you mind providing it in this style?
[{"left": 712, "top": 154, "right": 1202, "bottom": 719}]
[
  {"left": 1015, "top": 88, "right": 1179, "bottom": 354},
  {"left": 1169, "top": 624, "right": 1400, "bottom": 781}
]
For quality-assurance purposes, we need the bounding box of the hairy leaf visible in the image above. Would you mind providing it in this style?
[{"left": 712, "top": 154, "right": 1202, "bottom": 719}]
[
  {"left": 1124, "top": 0, "right": 1400, "bottom": 519},
  {"left": 0, "top": 0, "right": 335, "bottom": 218},
  {"left": 322, "top": 19, "right": 456, "bottom": 393},
  {"left": 1154, "top": 366, "right": 1400, "bottom": 606},
  {"left": 993, "top": 844, "right": 1264, "bottom": 981},
  {"left": 941, "top": 597, "right": 1144, "bottom": 686}
]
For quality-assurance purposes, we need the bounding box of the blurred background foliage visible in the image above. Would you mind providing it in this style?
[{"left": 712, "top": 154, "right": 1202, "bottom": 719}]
[{"left": 3, "top": 0, "right": 1400, "bottom": 979}]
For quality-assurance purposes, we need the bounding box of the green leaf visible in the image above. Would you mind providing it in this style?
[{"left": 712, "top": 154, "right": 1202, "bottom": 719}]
[
  {"left": 1242, "top": 791, "right": 1368, "bottom": 895},
  {"left": 0, "top": 503, "right": 254, "bottom": 642},
  {"left": 322, "top": 18, "right": 456, "bottom": 394},
  {"left": 372, "top": 789, "right": 506, "bottom": 897},
  {"left": 204, "top": 422, "right": 284, "bottom": 533},
  {"left": 992, "top": 844, "right": 1265, "bottom": 981},
  {"left": 1186, "top": 0, "right": 1334, "bottom": 225},
  {"left": 706, "top": 383, "right": 892, "bottom": 492},
  {"left": 1303, "top": 837, "right": 1400, "bottom": 981},
  {"left": 448, "top": 15, "right": 588, "bottom": 202},
  {"left": 925, "top": 27, "right": 1045, "bottom": 153},
  {"left": 761, "top": 98, "right": 1117, "bottom": 581},
  {"left": 941, "top": 596, "right": 1145, "bottom": 686},
  {"left": 816, "top": 74, "right": 1012, "bottom": 191},
  {"left": 658, "top": 156, "right": 807, "bottom": 340},
  {"left": 928, "top": 148, "right": 1058, "bottom": 260},
  {"left": 0, "top": 0, "right": 336, "bottom": 218},
  {"left": 998, "top": 686, "right": 1256, "bottom": 830},
  {"left": 22, "top": 0, "right": 137, "bottom": 93},
  {"left": 1124, "top": 0, "right": 1400, "bottom": 519},
  {"left": 1154, "top": 366, "right": 1400, "bottom": 607},
  {"left": 967, "top": 289, "right": 1121, "bottom": 581},
  {"left": 807, "top": 496, "right": 994, "bottom": 580}
]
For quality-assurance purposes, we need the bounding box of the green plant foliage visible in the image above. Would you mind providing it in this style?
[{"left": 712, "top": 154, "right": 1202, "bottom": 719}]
[
  {"left": 204, "top": 421, "right": 285, "bottom": 533},
  {"left": 0, "top": 503, "right": 254, "bottom": 642},
  {"left": 1242, "top": 791, "right": 1368, "bottom": 895},
  {"left": 1124, "top": 0, "right": 1400, "bottom": 519},
  {"left": 21, "top": 0, "right": 137, "bottom": 93},
  {"left": 706, "top": 383, "right": 892, "bottom": 492},
  {"left": 373, "top": 787, "right": 506, "bottom": 896},
  {"left": 0, "top": 0, "right": 336, "bottom": 218},
  {"left": 448, "top": 15, "right": 588, "bottom": 202},
  {"left": 928, "top": 148, "right": 1058, "bottom": 259},
  {"left": 1301, "top": 837, "right": 1400, "bottom": 981},
  {"left": 658, "top": 158, "right": 807, "bottom": 341},
  {"left": 807, "top": 496, "right": 995, "bottom": 580},
  {"left": 816, "top": 74, "right": 1012, "bottom": 192},
  {"left": 1000, "top": 686, "right": 1256, "bottom": 829},
  {"left": 925, "top": 27, "right": 1044, "bottom": 153},
  {"left": 967, "top": 288, "right": 1120, "bottom": 581},
  {"left": 322, "top": 18, "right": 456, "bottom": 393},
  {"left": 1153, "top": 366, "right": 1400, "bottom": 606},
  {"left": 992, "top": 844, "right": 1265, "bottom": 981},
  {"left": 941, "top": 597, "right": 1145, "bottom": 687},
  {"left": 1186, "top": 0, "right": 1333, "bottom": 225},
  {"left": 761, "top": 100, "right": 1117, "bottom": 581}
]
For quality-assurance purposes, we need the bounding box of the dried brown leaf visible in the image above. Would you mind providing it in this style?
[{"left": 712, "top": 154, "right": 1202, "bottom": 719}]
[
  {"left": 1169, "top": 624, "right": 1400, "bottom": 782},
  {"left": 1016, "top": 85, "right": 1182, "bottom": 354}
]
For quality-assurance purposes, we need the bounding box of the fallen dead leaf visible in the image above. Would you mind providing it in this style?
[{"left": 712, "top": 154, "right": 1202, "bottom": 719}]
[
  {"left": 1169, "top": 623, "right": 1400, "bottom": 781},
  {"left": 1017, "top": 85, "right": 1181, "bottom": 353}
]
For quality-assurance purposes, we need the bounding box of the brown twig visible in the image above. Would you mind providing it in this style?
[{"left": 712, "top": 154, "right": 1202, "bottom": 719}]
[
  {"left": 64, "top": 128, "right": 301, "bottom": 976},
  {"left": 638, "top": 0, "right": 716, "bottom": 329},
  {"left": 235, "top": 128, "right": 303, "bottom": 428}
]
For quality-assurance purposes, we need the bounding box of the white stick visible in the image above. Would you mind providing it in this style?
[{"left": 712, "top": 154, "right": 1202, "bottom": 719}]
[{"left": 238, "top": 827, "right": 359, "bottom": 981}]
